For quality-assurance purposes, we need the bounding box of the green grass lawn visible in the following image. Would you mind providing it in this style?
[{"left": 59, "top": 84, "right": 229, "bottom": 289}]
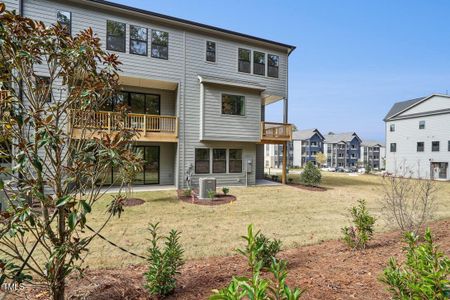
[{"left": 85, "top": 172, "right": 450, "bottom": 268}]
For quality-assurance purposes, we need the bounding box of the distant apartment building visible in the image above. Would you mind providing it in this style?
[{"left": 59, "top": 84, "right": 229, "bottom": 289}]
[
  {"left": 323, "top": 132, "right": 362, "bottom": 168},
  {"left": 359, "top": 141, "right": 385, "bottom": 170},
  {"left": 291, "top": 129, "right": 325, "bottom": 167},
  {"left": 384, "top": 94, "right": 450, "bottom": 180},
  {"left": 264, "top": 143, "right": 293, "bottom": 169}
]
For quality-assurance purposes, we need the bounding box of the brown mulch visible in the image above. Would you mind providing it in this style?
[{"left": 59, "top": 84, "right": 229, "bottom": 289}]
[
  {"left": 14, "top": 219, "right": 450, "bottom": 300},
  {"left": 288, "top": 183, "right": 327, "bottom": 192},
  {"left": 123, "top": 198, "right": 145, "bottom": 207},
  {"left": 177, "top": 190, "right": 236, "bottom": 206}
]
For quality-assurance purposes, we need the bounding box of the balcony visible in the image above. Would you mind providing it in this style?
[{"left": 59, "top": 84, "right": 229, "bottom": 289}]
[
  {"left": 69, "top": 109, "right": 178, "bottom": 142},
  {"left": 260, "top": 122, "right": 293, "bottom": 143}
]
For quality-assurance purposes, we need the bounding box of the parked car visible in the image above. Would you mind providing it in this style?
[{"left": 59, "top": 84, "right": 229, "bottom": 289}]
[
  {"left": 321, "top": 166, "right": 336, "bottom": 172},
  {"left": 358, "top": 167, "right": 366, "bottom": 173},
  {"left": 336, "top": 167, "right": 345, "bottom": 173}
]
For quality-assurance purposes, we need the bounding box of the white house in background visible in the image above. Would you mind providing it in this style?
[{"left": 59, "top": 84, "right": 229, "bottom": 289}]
[
  {"left": 384, "top": 94, "right": 450, "bottom": 180},
  {"left": 359, "top": 141, "right": 385, "bottom": 170}
]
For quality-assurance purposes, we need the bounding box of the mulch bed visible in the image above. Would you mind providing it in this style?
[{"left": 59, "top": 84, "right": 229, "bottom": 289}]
[
  {"left": 177, "top": 190, "right": 236, "bottom": 206},
  {"left": 123, "top": 198, "right": 145, "bottom": 207},
  {"left": 288, "top": 183, "right": 327, "bottom": 192},
  {"left": 11, "top": 219, "right": 450, "bottom": 300}
]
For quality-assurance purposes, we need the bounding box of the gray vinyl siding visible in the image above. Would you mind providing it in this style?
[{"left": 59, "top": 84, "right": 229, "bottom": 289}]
[
  {"left": 202, "top": 86, "right": 261, "bottom": 142},
  {"left": 18, "top": 0, "right": 291, "bottom": 188},
  {"left": 3, "top": 0, "right": 19, "bottom": 11}
]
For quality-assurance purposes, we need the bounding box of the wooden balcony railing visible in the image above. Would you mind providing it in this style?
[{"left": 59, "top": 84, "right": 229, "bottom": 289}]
[
  {"left": 70, "top": 109, "right": 178, "bottom": 142},
  {"left": 260, "top": 122, "right": 293, "bottom": 143}
]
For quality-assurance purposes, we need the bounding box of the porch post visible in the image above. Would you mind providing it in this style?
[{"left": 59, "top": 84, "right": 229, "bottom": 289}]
[
  {"left": 282, "top": 141, "right": 287, "bottom": 184},
  {"left": 283, "top": 98, "right": 288, "bottom": 123}
]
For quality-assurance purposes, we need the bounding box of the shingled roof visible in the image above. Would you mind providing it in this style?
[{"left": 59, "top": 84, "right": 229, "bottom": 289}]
[
  {"left": 324, "top": 132, "right": 361, "bottom": 144},
  {"left": 383, "top": 96, "right": 426, "bottom": 121},
  {"left": 292, "top": 129, "right": 323, "bottom": 140}
]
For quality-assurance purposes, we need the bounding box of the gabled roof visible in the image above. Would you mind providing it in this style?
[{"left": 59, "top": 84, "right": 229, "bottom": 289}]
[
  {"left": 324, "top": 132, "right": 361, "bottom": 144},
  {"left": 361, "top": 140, "right": 385, "bottom": 147},
  {"left": 82, "top": 0, "right": 296, "bottom": 54},
  {"left": 383, "top": 94, "right": 450, "bottom": 121},
  {"left": 292, "top": 129, "right": 324, "bottom": 141}
]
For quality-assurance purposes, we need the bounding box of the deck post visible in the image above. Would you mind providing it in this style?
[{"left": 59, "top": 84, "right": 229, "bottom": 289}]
[
  {"left": 282, "top": 141, "right": 287, "bottom": 184},
  {"left": 143, "top": 115, "right": 147, "bottom": 136},
  {"left": 107, "top": 112, "right": 111, "bottom": 133}
]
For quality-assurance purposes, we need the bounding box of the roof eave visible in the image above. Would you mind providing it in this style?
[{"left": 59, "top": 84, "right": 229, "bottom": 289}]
[{"left": 82, "top": 0, "right": 296, "bottom": 53}]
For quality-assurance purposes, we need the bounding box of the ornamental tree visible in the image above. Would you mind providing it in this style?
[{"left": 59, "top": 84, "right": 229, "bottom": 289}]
[{"left": 0, "top": 4, "right": 142, "bottom": 299}]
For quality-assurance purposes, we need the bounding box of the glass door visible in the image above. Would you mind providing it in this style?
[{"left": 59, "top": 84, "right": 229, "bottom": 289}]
[
  {"left": 133, "top": 146, "right": 159, "bottom": 185},
  {"left": 128, "top": 93, "right": 160, "bottom": 115}
]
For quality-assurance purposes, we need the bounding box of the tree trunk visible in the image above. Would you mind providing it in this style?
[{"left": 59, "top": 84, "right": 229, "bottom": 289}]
[{"left": 52, "top": 281, "right": 65, "bottom": 300}]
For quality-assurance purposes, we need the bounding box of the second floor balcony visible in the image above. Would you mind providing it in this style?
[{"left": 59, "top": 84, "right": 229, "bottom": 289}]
[
  {"left": 260, "top": 122, "right": 293, "bottom": 143},
  {"left": 69, "top": 109, "right": 178, "bottom": 142}
]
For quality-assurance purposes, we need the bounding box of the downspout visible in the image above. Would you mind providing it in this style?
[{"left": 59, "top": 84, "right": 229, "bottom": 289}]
[{"left": 182, "top": 31, "right": 186, "bottom": 188}]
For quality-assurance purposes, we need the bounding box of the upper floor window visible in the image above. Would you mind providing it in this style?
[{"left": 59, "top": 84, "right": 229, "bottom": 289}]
[
  {"left": 417, "top": 142, "right": 424, "bottom": 152},
  {"left": 151, "top": 30, "right": 169, "bottom": 59},
  {"left": 106, "top": 20, "right": 126, "bottom": 52},
  {"left": 229, "top": 149, "right": 243, "bottom": 173},
  {"left": 222, "top": 94, "right": 245, "bottom": 116},
  {"left": 130, "top": 25, "right": 148, "bottom": 56},
  {"left": 390, "top": 143, "right": 396, "bottom": 152},
  {"left": 206, "top": 41, "right": 216, "bottom": 62},
  {"left": 253, "top": 51, "right": 265, "bottom": 76},
  {"left": 390, "top": 124, "right": 395, "bottom": 132},
  {"left": 448, "top": 141, "right": 450, "bottom": 151},
  {"left": 432, "top": 141, "right": 440, "bottom": 152},
  {"left": 57, "top": 10, "right": 71, "bottom": 35},
  {"left": 419, "top": 120, "right": 425, "bottom": 129},
  {"left": 195, "top": 148, "right": 210, "bottom": 174},
  {"left": 238, "top": 48, "right": 251, "bottom": 73},
  {"left": 268, "top": 54, "right": 279, "bottom": 78}
]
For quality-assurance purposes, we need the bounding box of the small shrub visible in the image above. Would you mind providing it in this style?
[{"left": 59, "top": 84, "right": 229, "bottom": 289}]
[
  {"left": 365, "top": 163, "right": 372, "bottom": 174},
  {"left": 255, "top": 234, "right": 282, "bottom": 268},
  {"left": 380, "top": 228, "right": 450, "bottom": 299},
  {"left": 342, "top": 199, "right": 376, "bottom": 249},
  {"left": 288, "top": 177, "right": 294, "bottom": 184},
  {"left": 207, "top": 190, "right": 216, "bottom": 200},
  {"left": 145, "top": 223, "right": 184, "bottom": 297},
  {"left": 299, "top": 162, "right": 321, "bottom": 186},
  {"left": 222, "top": 187, "right": 229, "bottom": 195},
  {"left": 183, "top": 188, "right": 192, "bottom": 197},
  {"left": 210, "top": 225, "right": 303, "bottom": 299}
]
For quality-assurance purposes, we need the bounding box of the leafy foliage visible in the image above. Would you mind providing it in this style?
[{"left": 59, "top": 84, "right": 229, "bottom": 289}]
[
  {"left": 222, "top": 187, "right": 230, "bottom": 196},
  {"left": 254, "top": 234, "right": 282, "bottom": 269},
  {"left": 208, "top": 190, "right": 216, "bottom": 200},
  {"left": 0, "top": 6, "right": 142, "bottom": 299},
  {"left": 315, "top": 152, "right": 327, "bottom": 167},
  {"left": 210, "top": 225, "right": 303, "bottom": 299},
  {"left": 380, "top": 228, "right": 450, "bottom": 299},
  {"left": 341, "top": 200, "right": 376, "bottom": 249},
  {"left": 299, "top": 162, "right": 321, "bottom": 186},
  {"left": 183, "top": 188, "right": 192, "bottom": 197},
  {"left": 145, "top": 223, "right": 184, "bottom": 297}
]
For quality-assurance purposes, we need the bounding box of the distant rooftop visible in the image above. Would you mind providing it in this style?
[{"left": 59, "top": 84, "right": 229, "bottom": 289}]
[
  {"left": 324, "top": 132, "right": 360, "bottom": 143},
  {"left": 292, "top": 128, "right": 323, "bottom": 140}
]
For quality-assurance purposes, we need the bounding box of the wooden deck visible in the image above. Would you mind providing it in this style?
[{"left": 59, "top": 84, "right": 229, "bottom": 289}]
[
  {"left": 69, "top": 109, "right": 178, "bottom": 142},
  {"left": 260, "top": 122, "right": 293, "bottom": 144}
]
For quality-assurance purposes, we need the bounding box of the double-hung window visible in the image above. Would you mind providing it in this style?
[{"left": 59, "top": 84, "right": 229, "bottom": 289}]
[
  {"left": 130, "top": 25, "right": 148, "bottom": 56},
  {"left": 268, "top": 54, "right": 279, "bottom": 78},
  {"left": 213, "top": 149, "right": 226, "bottom": 173},
  {"left": 151, "top": 30, "right": 169, "bottom": 59},
  {"left": 253, "top": 51, "right": 265, "bottom": 76},
  {"left": 238, "top": 48, "right": 251, "bottom": 73},
  {"left": 195, "top": 149, "right": 210, "bottom": 174},
  {"left": 390, "top": 143, "right": 396, "bottom": 152},
  {"left": 419, "top": 120, "right": 425, "bottom": 129},
  {"left": 432, "top": 141, "right": 440, "bottom": 152},
  {"left": 417, "top": 142, "right": 424, "bottom": 152},
  {"left": 229, "top": 149, "right": 243, "bottom": 173},
  {"left": 57, "top": 10, "right": 71, "bottom": 35},
  {"left": 222, "top": 94, "right": 245, "bottom": 116},
  {"left": 206, "top": 41, "right": 216, "bottom": 62},
  {"left": 390, "top": 124, "right": 395, "bottom": 132},
  {"left": 106, "top": 20, "right": 126, "bottom": 52}
]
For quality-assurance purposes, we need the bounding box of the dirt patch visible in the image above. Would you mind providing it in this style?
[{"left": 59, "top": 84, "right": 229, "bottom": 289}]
[
  {"left": 289, "top": 183, "right": 327, "bottom": 192},
  {"left": 13, "top": 219, "right": 450, "bottom": 300},
  {"left": 177, "top": 190, "right": 236, "bottom": 206},
  {"left": 123, "top": 198, "right": 145, "bottom": 207}
]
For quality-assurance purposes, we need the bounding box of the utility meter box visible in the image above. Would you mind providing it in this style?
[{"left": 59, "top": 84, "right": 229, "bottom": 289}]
[
  {"left": 246, "top": 158, "right": 253, "bottom": 173},
  {"left": 199, "top": 177, "right": 216, "bottom": 199}
]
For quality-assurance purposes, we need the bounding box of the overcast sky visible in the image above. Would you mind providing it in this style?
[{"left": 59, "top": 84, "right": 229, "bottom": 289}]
[{"left": 113, "top": 0, "right": 450, "bottom": 141}]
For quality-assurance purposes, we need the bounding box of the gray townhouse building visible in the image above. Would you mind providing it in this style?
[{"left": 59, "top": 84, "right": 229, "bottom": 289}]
[
  {"left": 323, "top": 132, "right": 362, "bottom": 169},
  {"left": 2, "top": 0, "right": 295, "bottom": 188}
]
